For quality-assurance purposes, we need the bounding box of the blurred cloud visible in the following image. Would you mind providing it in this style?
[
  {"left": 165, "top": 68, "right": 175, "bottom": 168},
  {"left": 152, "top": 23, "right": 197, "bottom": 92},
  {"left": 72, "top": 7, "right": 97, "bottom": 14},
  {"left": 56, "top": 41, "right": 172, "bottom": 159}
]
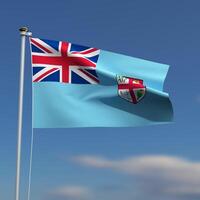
[
  {"left": 197, "top": 94, "right": 200, "bottom": 103},
  {"left": 72, "top": 155, "right": 200, "bottom": 199},
  {"left": 49, "top": 185, "right": 91, "bottom": 200}
]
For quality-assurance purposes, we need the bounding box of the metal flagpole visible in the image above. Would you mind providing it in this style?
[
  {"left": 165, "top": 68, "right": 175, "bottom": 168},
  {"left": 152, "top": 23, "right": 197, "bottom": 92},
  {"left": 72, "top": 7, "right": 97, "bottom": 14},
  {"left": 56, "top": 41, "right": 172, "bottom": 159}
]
[{"left": 15, "top": 27, "right": 31, "bottom": 200}]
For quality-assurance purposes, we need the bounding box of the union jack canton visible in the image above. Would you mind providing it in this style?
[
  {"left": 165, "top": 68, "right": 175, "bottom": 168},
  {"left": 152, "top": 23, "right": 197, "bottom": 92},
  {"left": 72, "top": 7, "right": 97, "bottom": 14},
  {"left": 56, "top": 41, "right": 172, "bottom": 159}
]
[{"left": 30, "top": 38, "right": 100, "bottom": 84}]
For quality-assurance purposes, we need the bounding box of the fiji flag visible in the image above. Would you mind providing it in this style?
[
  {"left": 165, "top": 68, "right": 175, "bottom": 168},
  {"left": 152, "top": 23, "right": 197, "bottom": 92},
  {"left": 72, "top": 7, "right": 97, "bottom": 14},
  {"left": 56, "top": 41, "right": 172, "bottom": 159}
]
[{"left": 30, "top": 37, "right": 173, "bottom": 128}]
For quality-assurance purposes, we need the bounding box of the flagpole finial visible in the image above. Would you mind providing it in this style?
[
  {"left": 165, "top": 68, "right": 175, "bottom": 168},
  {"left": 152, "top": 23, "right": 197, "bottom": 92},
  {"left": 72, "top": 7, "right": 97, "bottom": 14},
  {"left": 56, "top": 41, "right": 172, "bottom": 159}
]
[
  {"left": 19, "top": 26, "right": 28, "bottom": 32},
  {"left": 19, "top": 27, "right": 32, "bottom": 36}
]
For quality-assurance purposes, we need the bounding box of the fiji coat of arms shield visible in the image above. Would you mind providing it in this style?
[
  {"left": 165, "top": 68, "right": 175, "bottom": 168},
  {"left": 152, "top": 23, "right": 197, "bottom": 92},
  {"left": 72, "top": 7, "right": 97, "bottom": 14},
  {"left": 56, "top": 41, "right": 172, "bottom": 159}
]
[{"left": 116, "top": 75, "right": 146, "bottom": 104}]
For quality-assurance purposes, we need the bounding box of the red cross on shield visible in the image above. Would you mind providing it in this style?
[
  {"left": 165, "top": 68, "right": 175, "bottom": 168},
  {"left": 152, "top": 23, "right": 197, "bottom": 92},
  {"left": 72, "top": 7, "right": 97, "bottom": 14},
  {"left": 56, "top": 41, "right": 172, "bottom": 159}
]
[{"left": 117, "top": 75, "right": 146, "bottom": 104}]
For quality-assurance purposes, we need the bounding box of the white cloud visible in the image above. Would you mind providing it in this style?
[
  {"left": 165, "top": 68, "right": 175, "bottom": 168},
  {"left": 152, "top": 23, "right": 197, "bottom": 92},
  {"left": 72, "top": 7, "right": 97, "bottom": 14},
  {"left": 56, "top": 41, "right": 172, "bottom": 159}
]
[
  {"left": 50, "top": 185, "right": 91, "bottom": 199},
  {"left": 72, "top": 155, "right": 200, "bottom": 198},
  {"left": 72, "top": 155, "right": 112, "bottom": 168}
]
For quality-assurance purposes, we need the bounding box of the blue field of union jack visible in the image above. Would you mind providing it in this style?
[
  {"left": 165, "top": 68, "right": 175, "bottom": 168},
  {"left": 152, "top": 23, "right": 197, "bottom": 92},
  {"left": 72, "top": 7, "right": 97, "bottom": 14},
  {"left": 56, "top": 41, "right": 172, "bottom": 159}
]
[{"left": 30, "top": 38, "right": 100, "bottom": 84}]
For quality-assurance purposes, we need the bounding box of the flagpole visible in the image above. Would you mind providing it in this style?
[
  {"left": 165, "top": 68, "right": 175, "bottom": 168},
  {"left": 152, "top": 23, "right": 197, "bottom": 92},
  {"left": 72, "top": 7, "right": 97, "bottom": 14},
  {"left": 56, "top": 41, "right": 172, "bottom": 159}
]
[{"left": 15, "top": 27, "right": 30, "bottom": 200}]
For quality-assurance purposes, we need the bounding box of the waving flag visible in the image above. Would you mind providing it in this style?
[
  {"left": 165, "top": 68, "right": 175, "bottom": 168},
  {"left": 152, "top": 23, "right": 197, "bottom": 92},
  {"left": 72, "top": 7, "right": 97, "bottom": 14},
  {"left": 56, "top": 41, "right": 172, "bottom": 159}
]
[{"left": 31, "top": 37, "right": 173, "bottom": 128}]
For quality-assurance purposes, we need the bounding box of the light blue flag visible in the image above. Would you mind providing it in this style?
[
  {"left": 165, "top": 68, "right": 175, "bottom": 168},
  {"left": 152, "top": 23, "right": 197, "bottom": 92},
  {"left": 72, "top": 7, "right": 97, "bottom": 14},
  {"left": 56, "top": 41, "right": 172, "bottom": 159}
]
[{"left": 31, "top": 38, "right": 173, "bottom": 128}]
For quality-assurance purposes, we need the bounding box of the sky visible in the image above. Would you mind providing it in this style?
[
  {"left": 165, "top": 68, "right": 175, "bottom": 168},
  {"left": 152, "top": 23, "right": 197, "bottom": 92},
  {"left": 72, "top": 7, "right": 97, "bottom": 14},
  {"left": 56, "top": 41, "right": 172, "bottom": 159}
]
[{"left": 0, "top": 0, "right": 200, "bottom": 200}]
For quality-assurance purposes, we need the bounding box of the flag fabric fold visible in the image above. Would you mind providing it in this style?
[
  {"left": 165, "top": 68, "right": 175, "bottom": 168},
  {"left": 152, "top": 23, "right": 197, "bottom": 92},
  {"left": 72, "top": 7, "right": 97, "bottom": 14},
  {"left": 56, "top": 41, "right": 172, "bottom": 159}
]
[{"left": 30, "top": 38, "right": 173, "bottom": 128}]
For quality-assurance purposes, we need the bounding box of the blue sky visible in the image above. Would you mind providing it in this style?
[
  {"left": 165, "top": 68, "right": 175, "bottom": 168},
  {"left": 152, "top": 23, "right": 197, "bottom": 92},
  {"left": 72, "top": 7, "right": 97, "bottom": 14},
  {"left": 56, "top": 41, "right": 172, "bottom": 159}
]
[{"left": 0, "top": 0, "right": 200, "bottom": 200}]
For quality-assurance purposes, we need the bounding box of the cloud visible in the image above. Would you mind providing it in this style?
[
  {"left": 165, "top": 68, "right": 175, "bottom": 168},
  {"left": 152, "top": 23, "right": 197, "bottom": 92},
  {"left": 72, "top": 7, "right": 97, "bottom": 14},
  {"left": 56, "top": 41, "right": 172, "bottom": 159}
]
[
  {"left": 49, "top": 185, "right": 91, "bottom": 200},
  {"left": 72, "top": 155, "right": 200, "bottom": 199},
  {"left": 72, "top": 155, "right": 112, "bottom": 168},
  {"left": 197, "top": 95, "right": 200, "bottom": 103}
]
